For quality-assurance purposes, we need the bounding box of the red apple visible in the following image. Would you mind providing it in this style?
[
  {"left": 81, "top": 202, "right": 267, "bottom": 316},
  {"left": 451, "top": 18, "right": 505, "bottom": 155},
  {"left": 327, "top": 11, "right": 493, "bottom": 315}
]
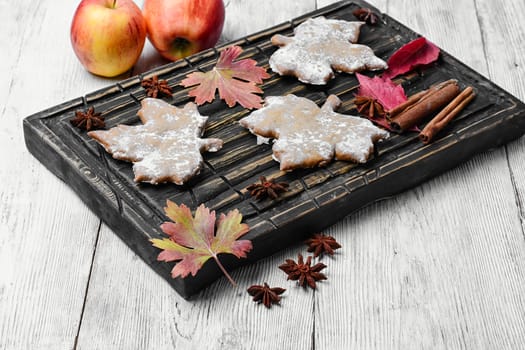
[
  {"left": 143, "top": 0, "right": 225, "bottom": 61},
  {"left": 71, "top": 0, "right": 147, "bottom": 77}
]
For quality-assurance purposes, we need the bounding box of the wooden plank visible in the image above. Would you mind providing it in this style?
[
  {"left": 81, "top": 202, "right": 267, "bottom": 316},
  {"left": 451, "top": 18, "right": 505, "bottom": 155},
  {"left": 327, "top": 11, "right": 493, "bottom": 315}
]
[
  {"left": 0, "top": 0, "right": 104, "bottom": 348},
  {"left": 475, "top": 0, "right": 525, "bottom": 229},
  {"left": 221, "top": 0, "right": 317, "bottom": 41},
  {"left": 314, "top": 0, "right": 525, "bottom": 349},
  {"left": 474, "top": 1, "right": 525, "bottom": 347},
  {"left": 76, "top": 225, "right": 316, "bottom": 349},
  {"left": 319, "top": 0, "right": 385, "bottom": 11},
  {"left": 387, "top": 0, "right": 487, "bottom": 73}
]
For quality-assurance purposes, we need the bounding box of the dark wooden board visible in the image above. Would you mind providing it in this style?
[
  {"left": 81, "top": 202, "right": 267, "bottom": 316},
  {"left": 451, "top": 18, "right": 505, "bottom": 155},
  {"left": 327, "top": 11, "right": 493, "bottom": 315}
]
[{"left": 23, "top": 0, "right": 525, "bottom": 298}]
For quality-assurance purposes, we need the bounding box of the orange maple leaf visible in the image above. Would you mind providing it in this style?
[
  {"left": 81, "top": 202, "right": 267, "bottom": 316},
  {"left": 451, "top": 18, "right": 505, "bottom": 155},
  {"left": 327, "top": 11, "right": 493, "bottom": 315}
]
[{"left": 180, "top": 45, "right": 270, "bottom": 109}]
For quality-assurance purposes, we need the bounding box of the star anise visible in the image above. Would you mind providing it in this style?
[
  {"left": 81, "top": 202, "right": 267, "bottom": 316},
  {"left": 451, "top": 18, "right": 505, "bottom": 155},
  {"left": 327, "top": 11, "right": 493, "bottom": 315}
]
[
  {"left": 70, "top": 106, "right": 105, "bottom": 131},
  {"left": 306, "top": 233, "right": 342, "bottom": 258},
  {"left": 353, "top": 7, "right": 380, "bottom": 25},
  {"left": 246, "top": 176, "right": 289, "bottom": 200},
  {"left": 247, "top": 283, "right": 286, "bottom": 308},
  {"left": 279, "top": 254, "right": 327, "bottom": 289},
  {"left": 354, "top": 95, "right": 385, "bottom": 119},
  {"left": 141, "top": 75, "right": 173, "bottom": 98}
]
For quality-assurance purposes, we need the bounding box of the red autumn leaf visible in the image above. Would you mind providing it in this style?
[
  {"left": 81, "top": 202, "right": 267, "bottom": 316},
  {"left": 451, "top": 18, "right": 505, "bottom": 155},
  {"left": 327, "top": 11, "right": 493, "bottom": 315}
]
[
  {"left": 355, "top": 74, "right": 420, "bottom": 132},
  {"left": 356, "top": 73, "right": 407, "bottom": 110},
  {"left": 355, "top": 73, "right": 407, "bottom": 131},
  {"left": 180, "top": 45, "right": 270, "bottom": 109},
  {"left": 382, "top": 37, "right": 440, "bottom": 79},
  {"left": 150, "top": 201, "right": 252, "bottom": 286}
]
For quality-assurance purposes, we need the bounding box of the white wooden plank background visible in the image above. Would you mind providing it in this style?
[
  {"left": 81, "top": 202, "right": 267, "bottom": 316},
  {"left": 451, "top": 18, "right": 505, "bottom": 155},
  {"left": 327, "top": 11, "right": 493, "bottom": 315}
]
[{"left": 1, "top": 0, "right": 525, "bottom": 349}]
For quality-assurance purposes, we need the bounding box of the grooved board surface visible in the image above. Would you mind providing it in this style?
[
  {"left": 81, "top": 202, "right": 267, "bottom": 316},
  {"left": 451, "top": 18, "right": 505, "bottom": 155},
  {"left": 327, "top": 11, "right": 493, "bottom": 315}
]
[{"left": 23, "top": 0, "right": 525, "bottom": 298}]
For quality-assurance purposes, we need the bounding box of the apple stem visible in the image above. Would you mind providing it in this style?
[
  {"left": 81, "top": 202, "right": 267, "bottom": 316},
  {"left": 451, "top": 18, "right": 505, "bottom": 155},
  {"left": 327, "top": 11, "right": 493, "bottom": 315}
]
[{"left": 112, "top": 0, "right": 117, "bottom": 8}]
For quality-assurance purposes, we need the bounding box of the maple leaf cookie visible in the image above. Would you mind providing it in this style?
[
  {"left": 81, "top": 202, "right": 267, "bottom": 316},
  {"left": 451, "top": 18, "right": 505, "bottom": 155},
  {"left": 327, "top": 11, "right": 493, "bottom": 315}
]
[
  {"left": 88, "top": 98, "right": 223, "bottom": 185},
  {"left": 269, "top": 16, "right": 387, "bottom": 85},
  {"left": 239, "top": 94, "right": 388, "bottom": 171}
]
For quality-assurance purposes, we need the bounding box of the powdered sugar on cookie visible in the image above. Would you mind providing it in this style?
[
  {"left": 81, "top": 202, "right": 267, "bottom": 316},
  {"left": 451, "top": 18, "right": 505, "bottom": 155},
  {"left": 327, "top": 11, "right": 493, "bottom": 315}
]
[
  {"left": 269, "top": 16, "right": 387, "bottom": 85},
  {"left": 88, "top": 98, "right": 223, "bottom": 185},
  {"left": 239, "top": 94, "right": 388, "bottom": 170}
]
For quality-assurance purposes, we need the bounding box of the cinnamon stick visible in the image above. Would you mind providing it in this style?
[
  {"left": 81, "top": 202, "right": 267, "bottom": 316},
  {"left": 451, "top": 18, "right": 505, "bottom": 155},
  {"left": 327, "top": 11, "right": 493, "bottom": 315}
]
[
  {"left": 389, "top": 79, "right": 460, "bottom": 132},
  {"left": 419, "top": 86, "right": 475, "bottom": 144},
  {"left": 386, "top": 89, "right": 428, "bottom": 119}
]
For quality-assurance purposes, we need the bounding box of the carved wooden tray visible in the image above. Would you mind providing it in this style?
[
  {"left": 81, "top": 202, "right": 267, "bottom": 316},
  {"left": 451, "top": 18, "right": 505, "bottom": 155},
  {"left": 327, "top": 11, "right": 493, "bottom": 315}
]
[{"left": 23, "top": 0, "right": 525, "bottom": 298}]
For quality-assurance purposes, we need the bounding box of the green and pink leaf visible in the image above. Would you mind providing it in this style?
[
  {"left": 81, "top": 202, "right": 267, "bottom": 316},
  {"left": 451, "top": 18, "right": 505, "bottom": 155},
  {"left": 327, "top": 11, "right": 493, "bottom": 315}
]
[{"left": 150, "top": 201, "right": 252, "bottom": 285}]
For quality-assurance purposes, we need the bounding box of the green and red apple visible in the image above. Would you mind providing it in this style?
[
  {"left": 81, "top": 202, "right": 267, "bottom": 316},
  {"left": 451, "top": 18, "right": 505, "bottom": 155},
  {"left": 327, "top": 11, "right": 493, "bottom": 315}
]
[
  {"left": 143, "top": 0, "right": 225, "bottom": 61},
  {"left": 70, "top": 0, "right": 146, "bottom": 77}
]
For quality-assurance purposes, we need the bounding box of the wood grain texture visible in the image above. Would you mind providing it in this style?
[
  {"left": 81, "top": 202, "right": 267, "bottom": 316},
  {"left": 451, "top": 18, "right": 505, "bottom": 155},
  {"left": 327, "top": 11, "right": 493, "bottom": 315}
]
[
  {"left": 475, "top": 0, "right": 525, "bottom": 247},
  {"left": 76, "top": 225, "right": 316, "bottom": 349},
  {"left": 0, "top": 0, "right": 103, "bottom": 349},
  {"left": 314, "top": 1, "right": 525, "bottom": 349},
  {"left": 221, "top": 0, "right": 317, "bottom": 41},
  {"left": 3, "top": 1, "right": 525, "bottom": 350}
]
